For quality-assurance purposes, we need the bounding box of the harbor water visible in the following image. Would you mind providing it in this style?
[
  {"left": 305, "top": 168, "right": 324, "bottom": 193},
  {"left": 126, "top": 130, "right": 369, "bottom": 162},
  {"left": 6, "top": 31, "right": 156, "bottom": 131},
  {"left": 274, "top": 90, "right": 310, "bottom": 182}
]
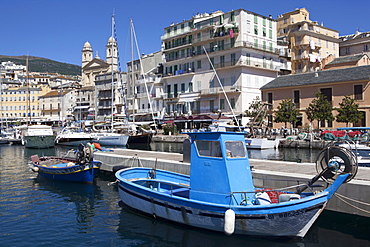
[{"left": 1, "top": 144, "right": 370, "bottom": 246}]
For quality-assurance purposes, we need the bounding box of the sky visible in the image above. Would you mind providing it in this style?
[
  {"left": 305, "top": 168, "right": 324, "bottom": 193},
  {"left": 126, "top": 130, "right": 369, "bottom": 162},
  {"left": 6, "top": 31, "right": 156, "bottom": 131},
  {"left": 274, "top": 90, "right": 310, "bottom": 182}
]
[{"left": 1, "top": 0, "right": 370, "bottom": 67}]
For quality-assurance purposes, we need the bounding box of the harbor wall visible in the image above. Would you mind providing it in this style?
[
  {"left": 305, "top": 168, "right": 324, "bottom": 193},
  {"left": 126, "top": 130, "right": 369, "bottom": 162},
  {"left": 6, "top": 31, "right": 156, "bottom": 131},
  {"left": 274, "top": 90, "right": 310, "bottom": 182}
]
[{"left": 95, "top": 151, "right": 370, "bottom": 218}]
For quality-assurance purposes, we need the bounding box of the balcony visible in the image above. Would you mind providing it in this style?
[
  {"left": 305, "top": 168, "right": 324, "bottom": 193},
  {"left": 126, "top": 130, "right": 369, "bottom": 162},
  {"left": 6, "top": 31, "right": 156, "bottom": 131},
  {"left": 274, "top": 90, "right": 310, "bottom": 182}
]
[{"left": 200, "top": 85, "right": 242, "bottom": 95}]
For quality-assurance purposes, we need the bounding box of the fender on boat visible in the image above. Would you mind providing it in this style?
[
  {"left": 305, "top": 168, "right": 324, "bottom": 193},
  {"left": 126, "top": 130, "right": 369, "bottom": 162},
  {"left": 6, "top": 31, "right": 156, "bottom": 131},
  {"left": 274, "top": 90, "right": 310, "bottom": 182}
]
[{"left": 224, "top": 209, "right": 235, "bottom": 235}]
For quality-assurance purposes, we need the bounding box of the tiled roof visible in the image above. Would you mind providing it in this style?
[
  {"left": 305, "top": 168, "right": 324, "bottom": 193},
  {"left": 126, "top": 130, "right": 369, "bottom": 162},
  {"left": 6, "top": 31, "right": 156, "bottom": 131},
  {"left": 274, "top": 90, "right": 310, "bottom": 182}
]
[
  {"left": 261, "top": 65, "right": 370, "bottom": 90},
  {"left": 326, "top": 54, "right": 365, "bottom": 65}
]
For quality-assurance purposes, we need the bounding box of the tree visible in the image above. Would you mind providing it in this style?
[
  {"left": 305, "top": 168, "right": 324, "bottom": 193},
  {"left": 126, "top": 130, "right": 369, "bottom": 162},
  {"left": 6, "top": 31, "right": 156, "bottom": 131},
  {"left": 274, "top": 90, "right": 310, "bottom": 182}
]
[
  {"left": 245, "top": 96, "right": 265, "bottom": 126},
  {"left": 274, "top": 98, "right": 301, "bottom": 128},
  {"left": 336, "top": 95, "right": 362, "bottom": 127},
  {"left": 306, "top": 92, "right": 334, "bottom": 129}
]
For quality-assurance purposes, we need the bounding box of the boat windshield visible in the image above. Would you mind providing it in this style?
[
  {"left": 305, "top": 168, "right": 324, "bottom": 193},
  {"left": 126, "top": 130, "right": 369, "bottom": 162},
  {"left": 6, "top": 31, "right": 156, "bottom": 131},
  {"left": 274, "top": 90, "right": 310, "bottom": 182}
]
[
  {"left": 225, "top": 141, "right": 246, "bottom": 158},
  {"left": 195, "top": 140, "right": 222, "bottom": 158}
]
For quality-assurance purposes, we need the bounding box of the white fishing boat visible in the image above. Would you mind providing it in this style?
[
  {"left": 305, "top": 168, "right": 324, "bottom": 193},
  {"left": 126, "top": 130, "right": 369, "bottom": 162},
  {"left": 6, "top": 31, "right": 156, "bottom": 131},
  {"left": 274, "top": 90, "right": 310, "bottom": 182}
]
[
  {"left": 18, "top": 125, "right": 55, "bottom": 149},
  {"left": 91, "top": 131, "right": 129, "bottom": 146}
]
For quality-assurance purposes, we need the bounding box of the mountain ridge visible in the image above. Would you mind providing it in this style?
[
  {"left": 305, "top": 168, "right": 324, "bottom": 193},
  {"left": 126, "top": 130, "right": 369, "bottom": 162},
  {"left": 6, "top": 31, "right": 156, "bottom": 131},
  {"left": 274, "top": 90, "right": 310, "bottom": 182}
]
[{"left": 0, "top": 55, "right": 81, "bottom": 76}]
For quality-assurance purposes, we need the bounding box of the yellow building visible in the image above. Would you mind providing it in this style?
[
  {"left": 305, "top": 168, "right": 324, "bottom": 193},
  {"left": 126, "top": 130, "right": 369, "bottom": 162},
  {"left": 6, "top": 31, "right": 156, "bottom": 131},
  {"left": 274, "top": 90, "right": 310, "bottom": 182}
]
[
  {"left": 1, "top": 85, "right": 50, "bottom": 123},
  {"left": 276, "top": 8, "right": 339, "bottom": 74}
]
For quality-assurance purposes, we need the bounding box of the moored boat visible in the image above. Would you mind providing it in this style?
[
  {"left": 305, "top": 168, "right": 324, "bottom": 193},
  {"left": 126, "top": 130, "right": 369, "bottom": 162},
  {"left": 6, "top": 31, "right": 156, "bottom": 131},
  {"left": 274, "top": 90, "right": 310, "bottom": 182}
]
[
  {"left": 30, "top": 143, "right": 101, "bottom": 183},
  {"left": 115, "top": 131, "right": 357, "bottom": 237},
  {"left": 18, "top": 125, "right": 55, "bottom": 149},
  {"left": 55, "top": 126, "right": 94, "bottom": 146}
]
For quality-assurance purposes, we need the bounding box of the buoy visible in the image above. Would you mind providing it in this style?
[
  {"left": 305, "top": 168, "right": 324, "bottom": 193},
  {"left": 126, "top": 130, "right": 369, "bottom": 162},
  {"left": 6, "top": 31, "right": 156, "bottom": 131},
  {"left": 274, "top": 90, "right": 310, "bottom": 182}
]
[
  {"left": 31, "top": 166, "right": 39, "bottom": 172},
  {"left": 224, "top": 209, "right": 235, "bottom": 235}
]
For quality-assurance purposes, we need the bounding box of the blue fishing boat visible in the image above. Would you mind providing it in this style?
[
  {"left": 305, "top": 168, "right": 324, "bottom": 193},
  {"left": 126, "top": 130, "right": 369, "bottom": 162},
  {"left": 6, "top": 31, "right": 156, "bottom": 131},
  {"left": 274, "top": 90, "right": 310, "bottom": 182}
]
[
  {"left": 30, "top": 143, "right": 101, "bottom": 183},
  {"left": 115, "top": 131, "right": 357, "bottom": 238}
]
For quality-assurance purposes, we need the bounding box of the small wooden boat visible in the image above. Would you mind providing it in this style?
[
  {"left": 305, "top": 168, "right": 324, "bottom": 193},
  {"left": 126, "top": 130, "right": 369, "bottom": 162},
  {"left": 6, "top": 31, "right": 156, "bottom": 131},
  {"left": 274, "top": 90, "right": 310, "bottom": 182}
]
[
  {"left": 30, "top": 143, "right": 101, "bottom": 183},
  {"left": 115, "top": 131, "right": 357, "bottom": 238}
]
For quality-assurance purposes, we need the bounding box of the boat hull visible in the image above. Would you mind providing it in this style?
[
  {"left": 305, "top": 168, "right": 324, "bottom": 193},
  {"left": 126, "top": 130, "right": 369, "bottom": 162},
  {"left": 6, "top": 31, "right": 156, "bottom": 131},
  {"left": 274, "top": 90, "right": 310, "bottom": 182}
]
[
  {"left": 92, "top": 133, "right": 129, "bottom": 146},
  {"left": 245, "top": 138, "right": 279, "bottom": 149},
  {"left": 116, "top": 168, "right": 347, "bottom": 238},
  {"left": 32, "top": 158, "right": 101, "bottom": 183},
  {"left": 55, "top": 137, "right": 94, "bottom": 146},
  {"left": 128, "top": 133, "right": 152, "bottom": 145},
  {"left": 24, "top": 135, "right": 55, "bottom": 148}
]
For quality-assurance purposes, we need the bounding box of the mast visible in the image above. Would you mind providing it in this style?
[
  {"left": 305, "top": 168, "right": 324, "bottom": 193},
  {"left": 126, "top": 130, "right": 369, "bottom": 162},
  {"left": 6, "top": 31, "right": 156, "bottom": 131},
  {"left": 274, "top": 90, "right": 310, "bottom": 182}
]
[
  {"left": 110, "top": 14, "right": 115, "bottom": 131},
  {"left": 130, "top": 18, "right": 135, "bottom": 124},
  {"left": 26, "top": 56, "right": 31, "bottom": 124}
]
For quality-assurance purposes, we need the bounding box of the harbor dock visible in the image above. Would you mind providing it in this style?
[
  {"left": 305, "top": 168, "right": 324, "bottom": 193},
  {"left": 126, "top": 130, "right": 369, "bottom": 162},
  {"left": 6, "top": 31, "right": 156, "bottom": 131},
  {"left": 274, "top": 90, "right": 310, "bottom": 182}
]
[{"left": 95, "top": 147, "right": 370, "bottom": 218}]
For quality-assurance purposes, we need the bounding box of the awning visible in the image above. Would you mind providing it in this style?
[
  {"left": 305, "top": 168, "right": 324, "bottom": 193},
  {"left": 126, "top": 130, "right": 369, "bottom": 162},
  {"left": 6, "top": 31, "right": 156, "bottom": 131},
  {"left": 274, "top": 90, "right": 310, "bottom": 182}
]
[{"left": 74, "top": 105, "right": 89, "bottom": 110}]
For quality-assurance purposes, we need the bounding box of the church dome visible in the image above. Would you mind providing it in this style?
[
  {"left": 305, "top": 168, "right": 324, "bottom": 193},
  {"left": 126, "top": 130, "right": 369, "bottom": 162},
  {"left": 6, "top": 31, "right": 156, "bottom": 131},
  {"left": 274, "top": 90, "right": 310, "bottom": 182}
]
[
  {"left": 108, "top": 36, "right": 115, "bottom": 43},
  {"left": 83, "top": 41, "right": 92, "bottom": 49}
]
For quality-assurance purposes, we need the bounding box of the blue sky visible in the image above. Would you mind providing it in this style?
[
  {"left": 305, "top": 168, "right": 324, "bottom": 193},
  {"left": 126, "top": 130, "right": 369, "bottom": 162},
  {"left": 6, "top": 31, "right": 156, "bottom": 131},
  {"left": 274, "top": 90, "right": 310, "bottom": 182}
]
[{"left": 1, "top": 0, "right": 369, "bottom": 67}]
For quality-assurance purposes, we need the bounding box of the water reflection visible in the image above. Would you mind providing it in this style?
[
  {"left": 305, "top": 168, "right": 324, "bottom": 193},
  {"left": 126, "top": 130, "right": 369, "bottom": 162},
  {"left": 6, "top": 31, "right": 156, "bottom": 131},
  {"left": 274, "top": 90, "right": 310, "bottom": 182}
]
[{"left": 32, "top": 177, "right": 103, "bottom": 232}]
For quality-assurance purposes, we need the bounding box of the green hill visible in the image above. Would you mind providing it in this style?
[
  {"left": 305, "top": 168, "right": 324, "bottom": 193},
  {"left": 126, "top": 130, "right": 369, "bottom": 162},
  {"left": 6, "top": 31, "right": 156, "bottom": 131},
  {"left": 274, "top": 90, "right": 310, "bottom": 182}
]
[{"left": 0, "top": 55, "right": 81, "bottom": 76}]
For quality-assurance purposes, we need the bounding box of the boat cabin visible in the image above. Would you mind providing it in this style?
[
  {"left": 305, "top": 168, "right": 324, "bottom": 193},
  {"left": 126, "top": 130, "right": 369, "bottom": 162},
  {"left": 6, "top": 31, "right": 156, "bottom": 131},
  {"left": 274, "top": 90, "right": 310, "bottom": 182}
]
[{"left": 187, "top": 131, "right": 255, "bottom": 205}]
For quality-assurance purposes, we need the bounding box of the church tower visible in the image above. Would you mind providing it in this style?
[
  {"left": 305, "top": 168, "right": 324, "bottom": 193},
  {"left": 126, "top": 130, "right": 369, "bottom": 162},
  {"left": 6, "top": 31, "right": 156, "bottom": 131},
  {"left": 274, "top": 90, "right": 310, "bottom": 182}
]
[
  {"left": 82, "top": 41, "right": 93, "bottom": 68},
  {"left": 106, "top": 36, "right": 118, "bottom": 72}
]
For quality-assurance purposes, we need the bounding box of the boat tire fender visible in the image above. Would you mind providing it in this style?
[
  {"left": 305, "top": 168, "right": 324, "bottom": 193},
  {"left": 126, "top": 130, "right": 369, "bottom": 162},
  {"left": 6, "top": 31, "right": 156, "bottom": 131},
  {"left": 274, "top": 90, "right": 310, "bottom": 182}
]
[
  {"left": 224, "top": 209, "right": 235, "bottom": 235},
  {"left": 85, "top": 143, "right": 93, "bottom": 162}
]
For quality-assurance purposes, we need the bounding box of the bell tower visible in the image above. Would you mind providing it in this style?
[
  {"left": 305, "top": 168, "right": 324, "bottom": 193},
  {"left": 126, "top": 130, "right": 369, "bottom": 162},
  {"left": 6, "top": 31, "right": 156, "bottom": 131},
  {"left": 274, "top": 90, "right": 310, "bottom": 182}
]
[
  {"left": 82, "top": 41, "right": 93, "bottom": 68},
  {"left": 106, "top": 36, "right": 118, "bottom": 72}
]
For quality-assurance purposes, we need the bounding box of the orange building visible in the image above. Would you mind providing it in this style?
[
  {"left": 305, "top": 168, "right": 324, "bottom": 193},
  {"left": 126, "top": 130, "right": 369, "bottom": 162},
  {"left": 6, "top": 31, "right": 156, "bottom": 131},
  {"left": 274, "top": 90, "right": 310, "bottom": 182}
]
[{"left": 261, "top": 64, "right": 370, "bottom": 129}]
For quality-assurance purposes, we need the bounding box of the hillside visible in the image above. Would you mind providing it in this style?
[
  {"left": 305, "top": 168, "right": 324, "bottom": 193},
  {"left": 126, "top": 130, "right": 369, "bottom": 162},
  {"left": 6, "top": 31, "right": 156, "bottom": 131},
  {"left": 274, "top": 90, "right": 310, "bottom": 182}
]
[{"left": 0, "top": 55, "right": 81, "bottom": 76}]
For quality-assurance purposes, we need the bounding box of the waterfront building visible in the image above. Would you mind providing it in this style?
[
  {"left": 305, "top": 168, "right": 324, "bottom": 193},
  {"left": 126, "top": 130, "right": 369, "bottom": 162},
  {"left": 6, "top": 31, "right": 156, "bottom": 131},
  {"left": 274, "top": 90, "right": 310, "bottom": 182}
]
[
  {"left": 1, "top": 85, "right": 50, "bottom": 123},
  {"left": 126, "top": 51, "right": 165, "bottom": 122},
  {"left": 339, "top": 30, "right": 370, "bottom": 56},
  {"left": 161, "top": 9, "right": 279, "bottom": 125},
  {"left": 39, "top": 89, "right": 76, "bottom": 123},
  {"left": 94, "top": 71, "right": 126, "bottom": 121},
  {"left": 276, "top": 8, "right": 339, "bottom": 74},
  {"left": 261, "top": 65, "right": 370, "bottom": 129}
]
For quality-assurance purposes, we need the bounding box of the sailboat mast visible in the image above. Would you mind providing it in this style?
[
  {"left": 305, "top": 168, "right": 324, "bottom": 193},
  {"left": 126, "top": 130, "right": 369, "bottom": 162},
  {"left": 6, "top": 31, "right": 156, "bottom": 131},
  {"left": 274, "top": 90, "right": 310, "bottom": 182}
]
[
  {"left": 26, "top": 56, "right": 31, "bottom": 124},
  {"left": 130, "top": 19, "right": 135, "bottom": 124},
  {"left": 110, "top": 14, "right": 115, "bottom": 131}
]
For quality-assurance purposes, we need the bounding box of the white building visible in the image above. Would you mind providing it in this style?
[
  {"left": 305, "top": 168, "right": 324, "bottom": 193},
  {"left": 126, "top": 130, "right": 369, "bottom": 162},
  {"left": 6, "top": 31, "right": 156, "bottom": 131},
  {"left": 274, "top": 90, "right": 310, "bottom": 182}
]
[
  {"left": 161, "top": 9, "right": 279, "bottom": 124},
  {"left": 126, "top": 51, "right": 165, "bottom": 122}
]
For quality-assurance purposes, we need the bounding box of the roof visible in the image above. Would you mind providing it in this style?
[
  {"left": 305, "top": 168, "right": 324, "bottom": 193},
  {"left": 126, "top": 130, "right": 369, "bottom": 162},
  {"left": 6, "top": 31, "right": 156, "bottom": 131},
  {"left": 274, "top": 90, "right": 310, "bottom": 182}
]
[
  {"left": 340, "top": 31, "right": 370, "bottom": 41},
  {"left": 326, "top": 54, "right": 366, "bottom": 65},
  {"left": 260, "top": 65, "right": 370, "bottom": 90}
]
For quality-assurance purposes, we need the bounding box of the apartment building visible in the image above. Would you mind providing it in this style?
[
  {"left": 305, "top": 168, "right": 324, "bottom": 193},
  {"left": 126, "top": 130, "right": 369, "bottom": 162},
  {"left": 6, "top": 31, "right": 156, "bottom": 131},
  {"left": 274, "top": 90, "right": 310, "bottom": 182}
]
[
  {"left": 1, "top": 85, "right": 49, "bottom": 122},
  {"left": 161, "top": 9, "right": 279, "bottom": 124},
  {"left": 126, "top": 51, "right": 165, "bottom": 122},
  {"left": 39, "top": 89, "right": 76, "bottom": 123},
  {"left": 276, "top": 8, "right": 339, "bottom": 74},
  {"left": 339, "top": 31, "right": 370, "bottom": 56}
]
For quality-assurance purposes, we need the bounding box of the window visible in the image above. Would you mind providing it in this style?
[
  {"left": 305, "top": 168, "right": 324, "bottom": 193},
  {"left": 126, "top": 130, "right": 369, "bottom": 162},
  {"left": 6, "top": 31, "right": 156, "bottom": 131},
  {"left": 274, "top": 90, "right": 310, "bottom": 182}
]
[
  {"left": 220, "top": 56, "right": 225, "bottom": 67},
  {"left": 263, "top": 27, "right": 266, "bottom": 37},
  {"left": 210, "top": 79, "right": 214, "bottom": 93},
  {"left": 174, "top": 84, "right": 178, "bottom": 97},
  {"left": 364, "top": 44, "right": 369, "bottom": 51},
  {"left": 231, "top": 53, "right": 236, "bottom": 65},
  {"left": 181, "top": 83, "right": 185, "bottom": 93},
  {"left": 263, "top": 57, "right": 267, "bottom": 68},
  {"left": 231, "top": 37, "right": 235, "bottom": 48},
  {"left": 269, "top": 29, "right": 273, "bottom": 39},
  {"left": 189, "top": 82, "right": 193, "bottom": 92},
  {"left": 320, "top": 88, "right": 332, "bottom": 103},
  {"left": 210, "top": 100, "right": 214, "bottom": 112},
  {"left": 231, "top": 76, "right": 236, "bottom": 87},
  {"left": 225, "top": 141, "right": 246, "bottom": 158},
  {"left": 195, "top": 140, "right": 222, "bottom": 158},
  {"left": 254, "top": 14, "right": 258, "bottom": 24},
  {"left": 220, "top": 99, "right": 225, "bottom": 110},
  {"left": 210, "top": 18, "right": 214, "bottom": 26},
  {"left": 197, "top": 60, "right": 202, "bottom": 69},
  {"left": 196, "top": 101, "right": 200, "bottom": 114},
  {"left": 167, "top": 85, "right": 171, "bottom": 98},
  {"left": 254, "top": 39, "right": 258, "bottom": 48},
  {"left": 230, "top": 98, "right": 235, "bottom": 109},
  {"left": 354, "top": 85, "right": 363, "bottom": 100},
  {"left": 293, "top": 90, "right": 300, "bottom": 108},
  {"left": 254, "top": 25, "right": 258, "bottom": 35},
  {"left": 197, "top": 81, "right": 201, "bottom": 91},
  {"left": 230, "top": 12, "right": 235, "bottom": 21},
  {"left": 246, "top": 53, "right": 251, "bottom": 65},
  {"left": 267, "top": 92, "right": 273, "bottom": 105}
]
